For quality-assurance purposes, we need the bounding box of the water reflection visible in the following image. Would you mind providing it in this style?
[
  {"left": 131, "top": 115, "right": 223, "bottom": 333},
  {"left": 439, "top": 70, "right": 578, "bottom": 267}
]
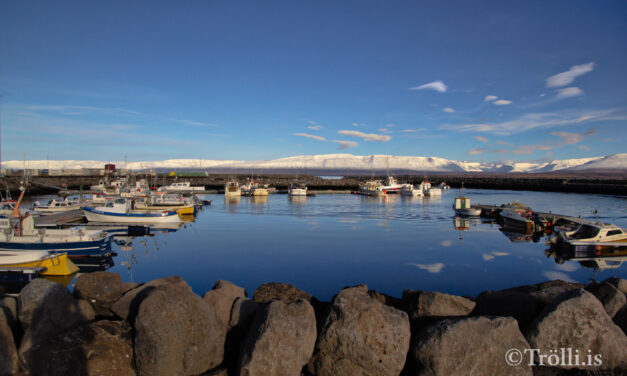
[{"left": 546, "top": 242, "right": 627, "bottom": 272}]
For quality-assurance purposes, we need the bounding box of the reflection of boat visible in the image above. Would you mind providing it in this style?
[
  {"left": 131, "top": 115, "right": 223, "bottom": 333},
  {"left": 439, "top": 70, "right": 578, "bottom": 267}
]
[
  {"left": 546, "top": 241, "right": 627, "bottom": 272},
  {"left": 83, "top": 198, "right": 182, "bottom": 224},
  {"left": 400, "top": 184, "right": 423, "bottom": 197},
  {"left": 0, "top": 215, "right": 113, "bottom": 256},
  {"left": 499, "top": 229, "right": 542, "bottom": 243},
  {"left": 158, "top": 181, "right": 205, "bottom": 192},
  {"left": 452, "top": 197, "right": 481, "bottom": 216},
  {"left": 288, "top": 182, "right": 308, "bottom": 196},
  {"left": 71, "top": 254, "right": 115, "bottom": 273},
  {"left": 225, "top": 180, "right": 241, "bottom": 196},
  {"left": 0, "top": 251, "right": 78, "bottom": 275},
  {"left": 33, "top": 199, "right": 81, "bottom": 214}
]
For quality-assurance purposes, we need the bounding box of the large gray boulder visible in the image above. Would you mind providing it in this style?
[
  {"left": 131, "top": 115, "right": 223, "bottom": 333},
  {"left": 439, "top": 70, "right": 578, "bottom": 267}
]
[
  {"left": 110, "top": 275, "right": 191, "bottom": 321},
  {"left": 18, "top": 279, "right": 95, "bottom": 354},
  {"left": 413, "top": 316, "right": 531, "bottom": 376},
  {"left": 309, "top": 285, "right": 410, "bottom": 376},
  {"left": 237, "top": 299, "right": 316, "bottom": 376},
  {"left": 615, "top": 304, "right": 627, "bottom": 335},
  {"left": 0, "top": 310, "right": 19, "bottom": 376},
  {"left": 203, "top": 280, "right": 247, "bottom": 326},
  {"left": 20, "top": 320, "right": 135, "bottom": 376},
  {"left": 525, "top": 289, "right": 627, "bottom": 370},
  {"left": 73, "top": 271, "right": 123, "bottom": 316},
  {"left": 403, "top": 290, "right": 475, "bottom": 320},
  {"left": 471, "top": 280, "right": 583, "bottom": 331},
  {"left": 134, "top": 284, "right": 226, "bottom": 376},
  {"left": 585, "top": 281, "right": 626, "bottom": 317}
]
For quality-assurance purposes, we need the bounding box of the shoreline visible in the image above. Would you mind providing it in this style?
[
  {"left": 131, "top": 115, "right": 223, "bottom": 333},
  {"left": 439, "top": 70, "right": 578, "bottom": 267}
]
[
  {"left": 2, "top": 273, "right": 626, "bottom": 375},
  {"left": 2, "top": 173, "right": 627, "bottom": 196}
]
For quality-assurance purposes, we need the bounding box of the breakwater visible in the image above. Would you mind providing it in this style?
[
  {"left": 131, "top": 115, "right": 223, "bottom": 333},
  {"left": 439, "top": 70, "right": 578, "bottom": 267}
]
[
  {"left": 2, "top": 173, "right": 627, "bottom": 195},
  {"left": 2, "top": 274, "right": 626, "bottom": 375}
]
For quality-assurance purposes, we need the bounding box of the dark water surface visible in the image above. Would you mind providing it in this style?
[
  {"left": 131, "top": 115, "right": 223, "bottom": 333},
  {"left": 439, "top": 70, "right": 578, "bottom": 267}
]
[{"left": 31, "top": 189, "right": 627, "bottom": 300}]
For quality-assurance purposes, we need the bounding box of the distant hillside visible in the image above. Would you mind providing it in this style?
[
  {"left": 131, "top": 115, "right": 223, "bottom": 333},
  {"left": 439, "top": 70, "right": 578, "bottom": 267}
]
[{"left": 3, "top": 153, "right": 625, "bottom": 175}]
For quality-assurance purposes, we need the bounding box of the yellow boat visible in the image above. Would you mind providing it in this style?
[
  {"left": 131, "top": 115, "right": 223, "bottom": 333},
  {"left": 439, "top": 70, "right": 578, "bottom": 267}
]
[
  {"left": 176, "top": 206, "right": 196, "bottom": 215},
  {"left": 0, "top": 251, "right": 79, "bottom": 276}
]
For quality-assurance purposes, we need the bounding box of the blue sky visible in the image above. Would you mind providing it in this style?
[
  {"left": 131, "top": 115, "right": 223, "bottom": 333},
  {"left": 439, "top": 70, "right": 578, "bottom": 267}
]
[{"left": 1, "top": 1, "right": 626, "bottom": 163}]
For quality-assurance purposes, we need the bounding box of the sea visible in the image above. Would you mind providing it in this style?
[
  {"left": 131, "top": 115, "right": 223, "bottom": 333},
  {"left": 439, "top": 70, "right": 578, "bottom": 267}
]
[{"left": 17, "top": 189, "right": 627, "bottom": 300}]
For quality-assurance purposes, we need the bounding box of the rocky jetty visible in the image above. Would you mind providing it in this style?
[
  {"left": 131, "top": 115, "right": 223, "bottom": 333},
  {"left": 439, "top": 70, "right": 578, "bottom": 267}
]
[{"left": 1, "top": 274, "right": 626, "bottom": 375}]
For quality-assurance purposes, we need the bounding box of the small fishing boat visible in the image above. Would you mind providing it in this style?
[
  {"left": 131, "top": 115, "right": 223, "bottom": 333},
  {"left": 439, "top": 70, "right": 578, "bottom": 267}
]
[
  {"left": 452, "top": 196, "right": 481, "bottom": 216},
  {"left": 438, "top": 182, "right": 450, "bottom": 190},
  {"left": 0, "top": 215, "right": 112, "bottom": 256},
  {"left": 225, "top": 180, "right": 241, "bottom": 196},
  {"left": 288, "top": 182, "right": 308, "bottom": 196},
  {"left": 499, "top": 204, "right": 535, "bottom": 233},
  {"left": 558, "top": 222, "right": 627, "bottom": 249},
  {"left": 158, "top": 181, "right": 205, "bottom": 192},
  {"left": 83, "top": 198, "right": 182, "bottom": 224},
  {"left": 400, "top": 184, "right": 423, "bottom": 197},
  {"left": 252, "top": 185, "right": 268, "bottom": 196},
  {"left": 358, "top": 179, "right": 383, "bottom": 196},
  {"left": 425, "top": 187, "right": 442, "bottom": 197},
  {"left": 134, "top": 194, "right": 198, "bottom": 215},
  {"left": 0, "top": 250, "right": 79, "bottom": 276},
  {"left": 33, "top": 199, "right": 81, "bottom": 214}
]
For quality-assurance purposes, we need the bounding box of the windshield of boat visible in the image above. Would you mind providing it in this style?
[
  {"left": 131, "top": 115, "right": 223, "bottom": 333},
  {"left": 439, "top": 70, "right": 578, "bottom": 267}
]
[{"left": 570, "top": 224, "right": 601, "bottom": 239}]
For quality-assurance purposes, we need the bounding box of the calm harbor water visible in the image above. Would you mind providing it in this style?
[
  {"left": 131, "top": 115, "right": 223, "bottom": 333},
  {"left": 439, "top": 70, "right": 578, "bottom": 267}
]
[{"left": 28, "top": 189, "right": 627, "bottom": 300}]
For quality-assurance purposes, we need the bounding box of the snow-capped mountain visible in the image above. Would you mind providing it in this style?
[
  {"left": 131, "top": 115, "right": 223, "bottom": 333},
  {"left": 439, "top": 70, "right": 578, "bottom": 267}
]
[{"left": 3, "top": 153, "right": 625, "bottom": 174}]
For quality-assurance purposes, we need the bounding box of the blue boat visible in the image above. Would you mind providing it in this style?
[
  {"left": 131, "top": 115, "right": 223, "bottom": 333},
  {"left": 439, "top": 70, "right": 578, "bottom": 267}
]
[{"left": 0, "top": 215, "right": 113, "bottom": 257}]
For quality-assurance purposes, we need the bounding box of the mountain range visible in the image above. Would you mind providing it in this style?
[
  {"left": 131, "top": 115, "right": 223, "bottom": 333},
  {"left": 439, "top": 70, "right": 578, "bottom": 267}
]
[{"left": 4, "top": 153, "right": 626, "bottom": 175}]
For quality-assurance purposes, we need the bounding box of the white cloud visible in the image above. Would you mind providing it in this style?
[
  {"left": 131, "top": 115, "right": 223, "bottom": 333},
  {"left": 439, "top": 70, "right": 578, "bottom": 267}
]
[
  {"left": 440, "top": 108, "right": 626, "bottom": 135},
  {"left": 293, "top": 133, "right": 326, "bottom": 141},
  {"left": 474, "top": 136, "right": 488, "bottom": 143},
  {"left": 409, "top": 80, "right": 447, "bottom": 93},
  {"left": 468, "top": 148, "right": 486, "bottom": 155},
  {"left": 307, "top": 125, "right": 322, "bottom": 130},
  {"left": 443, "top": 107, "right": 455, "bottom": 113},
  {"left": 352, "top": 122, "right": 360, "bottom": 127},
  {"left": 546, "top": 62, "right": 594, "bottom": 88},
  {"left": 378, "top": 128, "right": 391, "bottom": 133},
  {"left": 168, "top": 118, "right": 217, "bottom": 127},
  {"left": 407, "top": 262, "right": 445, "bottom": 273},
  {"left": 493, "top": 99, "right": 512, "bottom": 105},
  {"left": 550, "top": 131, "right": 584, "bottom": 145},
  {"left": 556, "top": 87, "right": 584, "bottom": 99},
  {"left": 337, "top": 130, "right": 391, "bottom": 142},
  {"left": 484, "top": 95, "right": 498, "bottom": 102},
  {"left": 386, "top": 123, "right": 395, "bottom": 127},
  {"left": 307, "top": 120, "right": 318, "bottom": 125},
  {"left": 332, "top": 140, "right": 358, "bottom": 150},
  {"left": 482, "top": 254, "right": 495, "bottom": 261}
]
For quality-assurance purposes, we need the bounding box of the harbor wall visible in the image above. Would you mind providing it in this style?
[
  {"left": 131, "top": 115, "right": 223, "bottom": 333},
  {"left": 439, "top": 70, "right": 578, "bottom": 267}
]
[
  {"left": 2, "top": 273, "right": 627, "bottom": 375},
  {"left": 1, "top": 173, "right": 626, "bottom": 196}
]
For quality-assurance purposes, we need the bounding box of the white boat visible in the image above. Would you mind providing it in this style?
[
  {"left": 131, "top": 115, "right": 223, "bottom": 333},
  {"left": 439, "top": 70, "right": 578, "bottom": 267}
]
[
  {"left": 379, "top": 176, "right": 403, "bottom": 194},
  {"left": 83, "top": 198, "right": 182, "bottom": 224},
  {"left": 425, "top": 187, "right": 442, "bottom": 197},
  {"left": 438, "top": 182, "right": 450, "bottom": 190},
  {"left": 358, "top": 179, "right": 383, "bottom": 196},
  {"left": 452, "top": 197, "right": 481, "bottom": 216},
  {"left": 252, "top": 185, "right": 268, "bottom": 196},
  {"left": 400, "top": 184, "right": 423, "bottom": 197},
  {"left": 225, "top": 180, "right": 241, "bottom": 196},
  {"left": 33, "top": 199, "right": 81, "bottom": 214},
  {"left": 560, "top": 222, "right": 627, "bottom": 246},
  {"left": 288, "top": 182, "right": 308, "bottom": 196},
  {"left": 418, "top": 181, "right": 431, "bottom": 193},
  {"left": 0, "top": 215, "right": 112, "bottom": 256},
  {"left": 158, "top": 181, "right": 205, "bottom": 192}
]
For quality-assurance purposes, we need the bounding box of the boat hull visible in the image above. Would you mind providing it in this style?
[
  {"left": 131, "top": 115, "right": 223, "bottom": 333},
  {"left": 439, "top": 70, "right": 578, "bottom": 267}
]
[
  {"left": 288, "top": 188, "right": 308, "bottom": 196},
  {"left": 83, "top": 207, "right": 181, "bottom": 224},
  {"left": 0, "top": 236, "right": 112, "bottom": 257},
  {"left": 0, "top": 253, "right": 79, "bottom": 276}
]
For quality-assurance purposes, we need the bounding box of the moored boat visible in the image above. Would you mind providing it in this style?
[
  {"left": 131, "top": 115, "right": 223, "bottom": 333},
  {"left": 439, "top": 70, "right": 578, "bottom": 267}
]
[
  {"left": 158, "top": 181, "right": 205, "bottom": 192},
  {"left": 33, "top": 199, "right": 81, "bottom": 214},
  {"left": 225, "top": 180, "right": 241, "bottom": 196},
  {"left": 0, "top": 250, "right": 79, "bottom": 276},
  {"left": 288, "top": 182, "right": 308, "bottom": 196},
  {"left": 83, "top": 198, "right": 182, "bottom": 224},
  {"left": 452, "top": 197, "right": 481, "bottom": 216},
  {"left": 499, "top": 205, "right": 535, "bottom": 233},
  {"left": 358, "top": 179, "right": 383, "bottom": 196},
  {"left": 400, "top": 184, "right": 423, "bottom": 197},
  {"left": 0, "top": 215, "right": 112, "bottom": 256}
]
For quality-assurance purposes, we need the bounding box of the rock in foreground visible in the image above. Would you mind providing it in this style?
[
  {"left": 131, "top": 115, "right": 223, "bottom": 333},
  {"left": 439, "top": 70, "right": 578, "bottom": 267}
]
[
  {"left": 310, "top": 285, "right": 410, "bottom": 376},
  {"left": 237, "top": 299, "right": 316, "bottom": 376},
  {"left": 413, "top": 316, "right": 531, "bottom": 376}
]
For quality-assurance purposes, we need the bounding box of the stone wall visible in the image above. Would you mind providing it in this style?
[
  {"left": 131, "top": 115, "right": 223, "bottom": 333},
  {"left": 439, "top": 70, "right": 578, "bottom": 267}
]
[{"left": 2, "top": 274, "right": 627, "bottom": 375}]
